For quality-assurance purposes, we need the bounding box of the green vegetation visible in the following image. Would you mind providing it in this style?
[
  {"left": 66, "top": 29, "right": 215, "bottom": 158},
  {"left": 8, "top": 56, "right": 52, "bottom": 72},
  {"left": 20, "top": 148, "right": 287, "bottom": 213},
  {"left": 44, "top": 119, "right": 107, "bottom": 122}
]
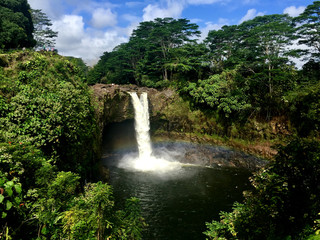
[
  {"left": 0, "top": 51, "right": 145, "bottom": 239},
  {"left": 87, "top": 17, "right": 204, "bottom": 87},
  {"left": 89, "top": 2, "right": 320, "bottom": 139},
  {"left": 204, "top": 138, "right": 320, "bottom": 239},
  {"left": 0, "top": 51, "right": 96, "bottom": 175},
  {"left": 31, "top": 9, "right": 58, "bottom": 49},
  {"left": 89, "top": 1, "right": 320, "bottom": 239},
  {"left": 88, "top": 8, "right": 318, "bottom": 136},
  {"left": 0, "top": 0, "right": 35, "bottom": 49},
  {"left": 294, "top": 1, "right": 320, "bottom": 61},
  {"left": 1, "top": 0, "right": 320, "bottom": 238},
  {"left": 0, "top": 1, "right": 145, "bottom": 238}
]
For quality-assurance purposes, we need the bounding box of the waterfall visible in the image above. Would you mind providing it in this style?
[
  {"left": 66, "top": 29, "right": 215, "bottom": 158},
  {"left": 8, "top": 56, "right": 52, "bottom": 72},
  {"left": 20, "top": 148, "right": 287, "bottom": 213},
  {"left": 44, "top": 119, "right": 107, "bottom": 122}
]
[
  {"left": 118, "top": 92, "right": 180, "bottom": 172},
  {"left": 129, "top": 92, "right": 153, "bottom": 159}
]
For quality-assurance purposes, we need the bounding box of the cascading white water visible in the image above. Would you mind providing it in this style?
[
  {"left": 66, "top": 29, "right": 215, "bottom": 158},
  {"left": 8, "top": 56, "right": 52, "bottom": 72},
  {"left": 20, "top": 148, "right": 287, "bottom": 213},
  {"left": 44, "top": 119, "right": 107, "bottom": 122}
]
[
  {"left": 118, "top": 92, "right": 180, "bottom": 172},
  {"left": 129, "top": 92, "right": 153, "bottom": 159}
]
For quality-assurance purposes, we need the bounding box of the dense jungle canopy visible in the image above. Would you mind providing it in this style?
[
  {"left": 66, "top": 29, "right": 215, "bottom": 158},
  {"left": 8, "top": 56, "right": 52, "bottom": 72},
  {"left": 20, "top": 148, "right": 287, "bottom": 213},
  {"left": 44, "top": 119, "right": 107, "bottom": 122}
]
[{"left": 0, "top": 0, "right": 320, "bottom": 239}]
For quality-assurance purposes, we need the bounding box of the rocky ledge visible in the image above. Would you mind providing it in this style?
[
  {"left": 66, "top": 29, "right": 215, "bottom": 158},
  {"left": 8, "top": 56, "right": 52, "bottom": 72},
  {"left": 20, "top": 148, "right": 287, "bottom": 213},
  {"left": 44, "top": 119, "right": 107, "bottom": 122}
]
[
  {"left": 91, "top": 83, "right": 177, "bottom": 132},
  {"left": 92, "top": 84, "right": 271, "bottom": 171}
]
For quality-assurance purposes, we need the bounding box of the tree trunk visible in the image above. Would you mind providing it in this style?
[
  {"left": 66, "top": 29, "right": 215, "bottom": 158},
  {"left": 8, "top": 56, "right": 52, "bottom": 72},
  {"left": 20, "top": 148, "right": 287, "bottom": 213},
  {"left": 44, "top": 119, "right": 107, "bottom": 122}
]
[
  {"left": 268, "top": 63, "right": 272, "bottom": 96},
  {"left": 163, "top": 67, "right": 168, "bottom": 81}
]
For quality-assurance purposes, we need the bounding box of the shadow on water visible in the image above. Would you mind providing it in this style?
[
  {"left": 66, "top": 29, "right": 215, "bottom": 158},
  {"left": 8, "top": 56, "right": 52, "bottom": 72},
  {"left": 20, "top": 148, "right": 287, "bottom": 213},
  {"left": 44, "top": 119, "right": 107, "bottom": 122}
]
[{"left": 102, "top": 120, "right": 252, "bottom": 240}]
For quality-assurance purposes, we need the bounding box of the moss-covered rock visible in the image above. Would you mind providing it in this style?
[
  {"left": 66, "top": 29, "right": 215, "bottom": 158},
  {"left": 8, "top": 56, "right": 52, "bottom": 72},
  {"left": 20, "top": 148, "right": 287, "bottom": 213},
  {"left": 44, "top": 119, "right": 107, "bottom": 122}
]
[{"left": 91, "top": 83, "right": 282, "bottom": 162}]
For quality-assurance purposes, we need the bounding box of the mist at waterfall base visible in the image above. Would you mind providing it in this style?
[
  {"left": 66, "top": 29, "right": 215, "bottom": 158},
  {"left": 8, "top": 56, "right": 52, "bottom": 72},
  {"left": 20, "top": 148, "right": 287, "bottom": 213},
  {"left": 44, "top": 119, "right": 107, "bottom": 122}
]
[
  {"left": 101, "top": 92, "right": 252, "bottom": 239},
  {"left": 118, "top": 92, "right": 181, "bottom": 173}
]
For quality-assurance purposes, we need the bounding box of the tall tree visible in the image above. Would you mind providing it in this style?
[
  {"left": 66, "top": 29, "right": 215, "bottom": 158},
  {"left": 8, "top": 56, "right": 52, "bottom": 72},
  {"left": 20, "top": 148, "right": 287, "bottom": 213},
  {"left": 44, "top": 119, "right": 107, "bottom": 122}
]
[
  {"left": 90, "top": 18, "right": 201, "bottom": 87},
  {"left": 31, "top": 9, "right": 58, "bottom": 48},
  {"left": 87, "top": 44, "right": 137, "bottom": 85},
  {"left": 240, "top": 14, "right": 295, "bottom": 95},
  {"left": 204, "top": 14, "right": 296, "bottom": 118},
  {"left": 294, "top": 1, "right": 320, "bottom": 61},
  {"left": 205, "top": 25, "right": 241, "bottom": 72},
  {"left": 165, "top": 43, "right": 210, "bottom": 83},
  {"left": 132, "top": 18, "right": 200, "bottom": 84},
  {"left": 0, "top": 0, "right": 35, "bottom": 49}
]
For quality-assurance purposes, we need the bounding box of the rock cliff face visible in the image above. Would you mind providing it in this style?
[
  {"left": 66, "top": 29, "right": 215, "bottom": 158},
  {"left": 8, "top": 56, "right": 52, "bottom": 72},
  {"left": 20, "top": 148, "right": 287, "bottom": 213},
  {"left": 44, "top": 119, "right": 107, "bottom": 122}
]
[
  {"left": 91, "top": 83, "right": 178, "bottom": 133},
  {"left": 92, "top": 84, "right": 269, "bottom": 171}
]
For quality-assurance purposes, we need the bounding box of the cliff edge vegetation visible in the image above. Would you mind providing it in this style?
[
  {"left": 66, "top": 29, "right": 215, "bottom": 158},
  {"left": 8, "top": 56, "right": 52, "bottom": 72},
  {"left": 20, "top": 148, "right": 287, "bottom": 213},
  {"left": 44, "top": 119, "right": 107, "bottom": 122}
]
[{"left": 0, "top": 50, "right": 145, "bottom": 239}]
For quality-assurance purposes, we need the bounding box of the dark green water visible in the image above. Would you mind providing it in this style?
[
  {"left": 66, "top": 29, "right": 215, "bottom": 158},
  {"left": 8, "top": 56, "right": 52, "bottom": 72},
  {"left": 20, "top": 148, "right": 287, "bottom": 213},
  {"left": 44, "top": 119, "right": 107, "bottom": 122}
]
[
  {"left": 105, "top": 162, "right": 250, "bottom": 240},
  {"left": 102, "top": 120, "right": 252, "bottom": 239}
]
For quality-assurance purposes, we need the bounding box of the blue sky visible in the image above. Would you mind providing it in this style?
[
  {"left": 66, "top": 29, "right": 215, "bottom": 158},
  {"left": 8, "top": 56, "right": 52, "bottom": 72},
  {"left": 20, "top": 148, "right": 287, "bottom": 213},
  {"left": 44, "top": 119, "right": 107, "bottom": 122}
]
[{"left": 28, "top": 0, "right": 314, "bottom": 65}]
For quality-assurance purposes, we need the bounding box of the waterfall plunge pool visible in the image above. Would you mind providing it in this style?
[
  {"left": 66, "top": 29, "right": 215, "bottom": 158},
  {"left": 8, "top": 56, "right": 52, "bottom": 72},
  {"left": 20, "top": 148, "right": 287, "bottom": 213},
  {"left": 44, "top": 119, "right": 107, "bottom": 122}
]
[
  {"left": 104, "top": 158, "right": 251, "bottom": 240},
  {"left": 101, "top": 92, "right": 254, "bottom": 239},
  {"left": 101, "top": 119, "right": 252, "bottom": 240}
]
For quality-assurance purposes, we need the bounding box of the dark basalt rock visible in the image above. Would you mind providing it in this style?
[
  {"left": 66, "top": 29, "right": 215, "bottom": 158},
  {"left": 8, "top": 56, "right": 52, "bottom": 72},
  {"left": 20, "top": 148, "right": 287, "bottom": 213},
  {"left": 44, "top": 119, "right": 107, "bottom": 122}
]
[
  {"left": 92, "top": 84, "right": 267, "bottom": 171},
  {"left": 91, "top": 83, "right": 177, "bottom": 131},
  {"left": 152, "top": 142, "right": 266, "bottom": 171},
  {"left": 91, "top": 84, "right": 179, "bottom": 157}
]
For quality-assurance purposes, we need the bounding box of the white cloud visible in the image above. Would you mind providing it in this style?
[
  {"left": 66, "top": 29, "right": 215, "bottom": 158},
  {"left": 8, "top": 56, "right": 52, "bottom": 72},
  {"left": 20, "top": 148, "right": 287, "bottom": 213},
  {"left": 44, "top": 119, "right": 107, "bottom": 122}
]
[
  {"left": 28, "top": 0, "right": 50, "bottom": 12},
  {"left": 29, "top": 0, "right": 129, "bottom": 65},
  {"left": 200, "top": 18, "right": 229, "bottom": 41},
  {"left": 52, "top": 15, "right": 85, "bottom": 45},
  {"left": 121, "top": 14, "right": 141, "bottom": 36},
  {"left": 90, "top": 8, "right": 118, "bottom": 28},
  {"left": 239, "top": 8, "right": 264, "bottom": 24},
  {"left": 29, "top": 0, "right": 254, "bottom": 66},
  {"left": 283, "top": 6, "right": 305, "bottom": 17},
  {"left": 52, "top": 15, "right": 128, "bottom": 65},
  {"left": 28, "top": 0, "right": 64, "bottom": 20},
  {"left": 142, "top": 0, "right": 228, "bottom": 21},
  {"left": 29, "top": 0, "right": 119, "bottom": 20},
  {"left": 78, "top": 31, "right": 127, "bottom": 65},
  {"left": 142, "top": 1, "right": 184, "bottom": 21},
  {"left": 286, "top": 39, "right": 310, "bottom": 69},
  {"left": 71, "top": 1, "right": 119, "bottom": 15},
  {"left": 190, "top": 18, "right": 204, "bottom": 24}
]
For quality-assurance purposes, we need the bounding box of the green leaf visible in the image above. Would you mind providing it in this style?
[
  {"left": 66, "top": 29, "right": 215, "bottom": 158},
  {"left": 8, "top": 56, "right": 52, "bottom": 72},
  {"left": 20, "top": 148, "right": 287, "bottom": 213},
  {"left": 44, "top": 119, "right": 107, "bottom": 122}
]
[
  {"left": 6, "top": 188, "right": 13, "bottom": 197},
  {"left": 0, "top": 194, "right": 4, "bottom": 203},
  {"left": 41, "top": 226, "right": 49, "bottom": 235},
  {"left": 14, "top": 197, "right": 21, "bottom": 204},
  {"left": 5, "top": 181, "right": 14, "bottom": 188},
  {"left": 14, "top": 184, "right": 22, "bottom": 194},
  {"left": 6, "top": 201, "right": 13, "bottom": 210},
  {"left": 2, "top": 212, "right": 7, "bottom": 218},
  {"left": 0, "top": 179, "right": 5, "bottom": 186}
]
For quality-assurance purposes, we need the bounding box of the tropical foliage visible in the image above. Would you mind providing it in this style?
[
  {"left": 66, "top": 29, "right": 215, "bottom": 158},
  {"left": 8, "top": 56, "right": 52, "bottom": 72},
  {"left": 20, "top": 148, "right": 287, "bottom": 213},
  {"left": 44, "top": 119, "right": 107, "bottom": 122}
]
[
  {"left": 295, "top": 1, "right": 320, "bottom": 61},
  {"left": 0, "top": 51, "right": 144, "bottom": 239},
  {"left": 89, "top": 8, "right": 315, "bottom": 125},
  {"left": 88, "top": 17, "right": 203, "bottom": 87},
  {"left": 90, "top": 3, "right": 320, "bottom": 135},
  {"left": 204, "top": 138, "right": 320, "bottom": 240},
  {"left": 1, "top": 0, "right": 320, "bottom": 239},
  {"left": 0, "top": 0, "right": 35, "bottom": 49},
  {"left": 88, "top": 1, "right": 320, "bottom": 239},
  {"left": 31, "top": 9, "right": 58, "bottom": 49}
]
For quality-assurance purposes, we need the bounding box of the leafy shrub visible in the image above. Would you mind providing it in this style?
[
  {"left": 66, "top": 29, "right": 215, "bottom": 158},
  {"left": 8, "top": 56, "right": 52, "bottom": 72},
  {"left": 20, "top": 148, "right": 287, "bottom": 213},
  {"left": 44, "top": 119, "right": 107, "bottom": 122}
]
[
  {"left": 183, "top": 68, "right": 251, "bottom": 119},
  {"left": 287, "top": 82, "right": 320, "bottom": 137},
  {"left": 0, "top": 51, "right": 97, "bottom": 175},
  {"left": 204, "top": 138, "right": 320, "bottom": 239},
  {"left": 0, "top": 51, "right": 145, "bottom": 239}
]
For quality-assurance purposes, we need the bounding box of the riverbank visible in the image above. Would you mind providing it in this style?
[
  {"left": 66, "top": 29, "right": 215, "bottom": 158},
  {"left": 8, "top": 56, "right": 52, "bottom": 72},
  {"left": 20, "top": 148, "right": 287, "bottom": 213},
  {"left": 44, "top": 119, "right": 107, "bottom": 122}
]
[{"left": 152, "top": 131, "right": 277, "bottom": 161}]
